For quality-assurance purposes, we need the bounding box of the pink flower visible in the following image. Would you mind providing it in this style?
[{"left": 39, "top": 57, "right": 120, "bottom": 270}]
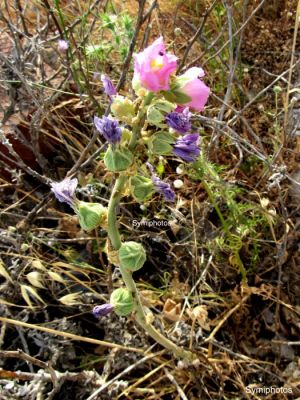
[
  {"left": 177, "top": 67, "right": 210, "bottom": 111},
  {"left": 57, "top": 39, "right": 69, "bottom": 52},
  {"left": 133, "top": 37, "right": 177, "bottom": 92}
]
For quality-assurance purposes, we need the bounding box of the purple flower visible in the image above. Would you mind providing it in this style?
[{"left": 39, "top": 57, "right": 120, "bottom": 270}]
[
  {"left": 58, "top": 39, "right": 69, "bottom": 51},
  {"left": 94, "top": 115, "right": 122, "bottom": 144},
  {"left": 166, "top": 108, "right": 191, "bottom": 134},
  {"left": 93, "top": 304, "right": 114, "bottom": 317},
  {"left": 147, "top": 163, "right": 175, "bottom": 202},
  {"left": 101, "top": 74, "right": 117, "bottom": 97},
  {"left": 51, "top": 177, "right": 78, "bottom": 207},
  {"left": 173, "top": 134, "right": 200, "bottom": 162}
]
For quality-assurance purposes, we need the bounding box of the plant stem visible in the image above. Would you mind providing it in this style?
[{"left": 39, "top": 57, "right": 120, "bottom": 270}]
[
  {"left": 106, "top": 93, "right": 194, "bottom": 360},
  {"left": 200, "top": 154, "right": 247, "bottom": 283}
]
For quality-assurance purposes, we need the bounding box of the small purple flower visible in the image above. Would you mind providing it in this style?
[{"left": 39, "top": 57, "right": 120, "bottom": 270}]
[
  {"left": 173, "top": 134, "right": 200, "bottom": 163},
  {"left": 51, "top": 177, "right": 78, "bottom": 207},
  {"left": 94, "top": 115, "right": 122, "bottom": 144},
  {"left": 58, "top": 39, "right": 69, "bottom": 52},
  {"left": 165, "top": 108, "right": 191, "bottom": 134},
  {"left": 93, "top": 304, "right": 114, "bottom": 317},
  {"left": 147, "top": 163, "right": 175, "bottom": 202},
  {"left": 101, "top": 74, "right": 117, "bottom": 97}
]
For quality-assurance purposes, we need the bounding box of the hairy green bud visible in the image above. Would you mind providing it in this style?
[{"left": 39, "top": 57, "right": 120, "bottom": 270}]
[
  {"left": 119, "top": 241, "right": 146, "bottom": 271},
  {"left": 111, "top": 95, "right": 135, "bottom": 123},
  {"left": 110, "top": 288, "right": 134, "bottom": 316},
  {"left": 75, "top": 201, "right": 107, "bottom": 231},
  {"left": 104, "top": 146, "right": 133, "bottom": 172},
  {"left": 130, "top": 176, "right": 154, "bottom": 202}
]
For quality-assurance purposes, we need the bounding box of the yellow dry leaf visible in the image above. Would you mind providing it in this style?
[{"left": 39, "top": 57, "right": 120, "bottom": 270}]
[
  {"left": 31, "top": 259, "right": 46, "bottom": 271},
  {"left": 0, "top": 260, "right": 13, "bottom": 283},
  {"left": 163, "top": 298, "right": 182, "bottom": 322},
  {"left": 140, "top": 290, "right": 163, "bottom": 307},
  {"left": 48, "top": 270, "right": 66, "bottom": 284},
  {"left": 20, "top": 285, "right": 46, "bottom": 308},
  {"left": 59, "top": 292, "right": 82, "bottom": 305},
  {"left": 187, "top": 305, "right": 210, "bottom": 331},
  {"left": 26, "top": 271, "right": 45, "bottom": 289}
]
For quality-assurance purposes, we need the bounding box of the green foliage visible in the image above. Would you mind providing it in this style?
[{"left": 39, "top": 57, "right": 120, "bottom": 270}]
[
  {"left": 104, "top": 146, "right": 133, "bottom": 172},
  {"left": 130, "top": 176, "right": 154, "bottom": 202},
  {"left": 150, "top": 132, "right": 175, "bottom": 155},
  {"left": 189, "top": 153, "right": 272, "bottom": 275},
  {"left": 86, "top": 11, "right": 135, "bottom": 64}
]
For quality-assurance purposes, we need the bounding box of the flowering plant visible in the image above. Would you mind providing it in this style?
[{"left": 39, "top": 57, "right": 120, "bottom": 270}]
[{"left": 51, "top": 37, "right": 209, "bottom": 360}]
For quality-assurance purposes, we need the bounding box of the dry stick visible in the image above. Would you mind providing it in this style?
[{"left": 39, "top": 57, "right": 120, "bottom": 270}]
[
  {"left": 202, "top": 0, "right": 267, "bottom": 68},
  {"left": 14, "top": 0, "right": 29, "bottom": 36},
  {"left": 0, "top": 140, "right": 50, "bottom": 185},
  {"left": 86, "top": 348, "right": 163, "bottom": 400},
  {"left": 283, "top": 0, "right": 300, "bottom": 132},
  {"left": 229, "top": 58, "right": 300, "bottom": 123},
  {"left": 0, "top": 349, "right": 58, "bottom": 387},
  {"left": 181, "top": 19, "right": 228, "bottom": 72},
  {"left": 203, "top": 294, "right": 250, "bottom": 343},
  {"left": 116, "top": 0, "right": 147, "bottom": 91},
  {"left": 176, "top": 0, "right": 218, "bottom": 74},
  {"left": 164, "top": 368, "right": 189, "bottom": 400},
  {"left": 217, "top": 1, "right": 245, "bottom": 122},
  {"left": 210, "top": 92, "right": 266, "bottom": 153},
  {"left": 142, "top": 0, "right": 157, "bottom": 24},
  {"left": 0, "top": 317, "right": 145, "bottom": 354}
]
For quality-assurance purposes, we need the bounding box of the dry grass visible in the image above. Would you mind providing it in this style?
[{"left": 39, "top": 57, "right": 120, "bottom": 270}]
[{"left": 0, "top": 0, "right": 300, "bottom": 399}]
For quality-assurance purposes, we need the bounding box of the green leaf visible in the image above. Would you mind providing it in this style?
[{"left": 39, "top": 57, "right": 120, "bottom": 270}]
[
  {"left": 130, "top": 175, "right": 154, "bottom": 202},
  {"left": 150, "top": 132, "right": 175, "bottom": 155},
  {"left": 172, "top": 90, "right": 192, "bottom": 104},
  {"left": 104, "top": 146, "right": 133, "bottom": 172},
  {"left": 153, "top": 99, "right": 176, "bottom": 113},
  {"left": 147, "top": 105, "right": 164, "bottom": 126},
  {"left": 162, "top": 89, "right": 192, "bottom": 105}
]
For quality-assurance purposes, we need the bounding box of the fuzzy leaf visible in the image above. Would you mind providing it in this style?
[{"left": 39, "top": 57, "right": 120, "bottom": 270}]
[
  {"left": 104, "top": 146, "right": 133, "bottom": 172},
  {"left": 151, "top": 132, "right": 175, "bottom": 155}
]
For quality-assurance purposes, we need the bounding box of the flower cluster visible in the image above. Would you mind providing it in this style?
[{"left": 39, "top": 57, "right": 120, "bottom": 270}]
[{"left": 50, "top": 37, "right": 210, "bottom": 335}]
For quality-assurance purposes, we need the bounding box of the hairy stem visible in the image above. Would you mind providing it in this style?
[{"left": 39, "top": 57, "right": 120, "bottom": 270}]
[{"left": 106, "top": 94, "right": 194, "bottom": 360}]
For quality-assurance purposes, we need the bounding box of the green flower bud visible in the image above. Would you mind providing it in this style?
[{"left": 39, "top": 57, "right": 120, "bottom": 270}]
[
  {"left": 110, "top": 288, "right": 134, "bottom": 316},
  {"left": 104, "top": 146, "right": 133, "bottom": 172},
  {"left": 273, "top": 85, "right": 282, "bottom": 94},
  {"left": 130, "top": 176, "right": 154, "bottom": 202},
  {"left": 111, "top": 95, "right": 135, "bottom": 124},
  {"left": 119, "top": 241, "right": 146, "bottom": 271},
  {"left": 75, "top": 201, "right": 107, "bottom": 231}
]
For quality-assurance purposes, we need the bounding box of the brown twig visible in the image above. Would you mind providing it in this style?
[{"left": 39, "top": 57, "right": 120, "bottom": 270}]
[{"left": 116, "top": 0, "right": 147, "bottom": 91}]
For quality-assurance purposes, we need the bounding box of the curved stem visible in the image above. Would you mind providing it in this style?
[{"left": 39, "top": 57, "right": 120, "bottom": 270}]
[{"left": 106, "top": 93, "right": 194, "bottom": 360}]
